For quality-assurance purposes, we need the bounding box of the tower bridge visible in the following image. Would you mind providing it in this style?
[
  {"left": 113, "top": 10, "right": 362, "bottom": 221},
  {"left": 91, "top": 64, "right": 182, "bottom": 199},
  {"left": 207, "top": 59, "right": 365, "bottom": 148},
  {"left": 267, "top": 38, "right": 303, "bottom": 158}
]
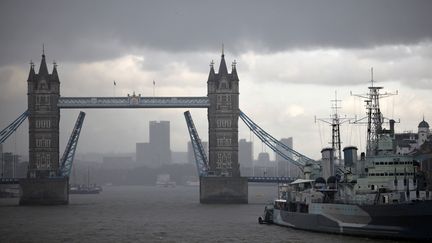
[{"left": 1, "top": 50, "right": 308, "bottom": 205}]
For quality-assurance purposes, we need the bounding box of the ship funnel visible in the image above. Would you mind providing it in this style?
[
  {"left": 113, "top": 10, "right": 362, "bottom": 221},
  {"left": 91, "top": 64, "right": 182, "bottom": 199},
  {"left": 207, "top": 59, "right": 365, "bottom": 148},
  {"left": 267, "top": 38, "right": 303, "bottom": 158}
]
[
  {"left": 321, "top": 148, "right": 334, "bottom": 179},
  {"left": 390, "top": 119, "right": 395, "bottom": 136},
  {"left": 343, "top": 146, "right": 358, "bottom": 168}
]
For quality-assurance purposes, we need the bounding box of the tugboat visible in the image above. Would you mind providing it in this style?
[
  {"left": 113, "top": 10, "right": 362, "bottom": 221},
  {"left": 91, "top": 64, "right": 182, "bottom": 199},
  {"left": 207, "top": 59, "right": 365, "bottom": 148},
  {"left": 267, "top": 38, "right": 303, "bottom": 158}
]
[{"left": 259, "top": 81, "right": 432, "bottom": 240}]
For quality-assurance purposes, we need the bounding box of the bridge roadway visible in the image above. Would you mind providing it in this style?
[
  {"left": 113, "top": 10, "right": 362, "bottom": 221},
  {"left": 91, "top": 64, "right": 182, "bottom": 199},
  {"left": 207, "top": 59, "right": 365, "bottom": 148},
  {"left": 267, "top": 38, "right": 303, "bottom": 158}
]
[{"left": 58, "top": 96, "right": 210, "bottom": 109}]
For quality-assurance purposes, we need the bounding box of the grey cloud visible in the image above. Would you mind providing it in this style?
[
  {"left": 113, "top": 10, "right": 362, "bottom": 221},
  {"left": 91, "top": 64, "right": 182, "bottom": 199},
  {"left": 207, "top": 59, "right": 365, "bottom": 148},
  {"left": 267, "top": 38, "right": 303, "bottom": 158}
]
[{"left": 1, "top": 0, "right": 432, "bottom": 66}]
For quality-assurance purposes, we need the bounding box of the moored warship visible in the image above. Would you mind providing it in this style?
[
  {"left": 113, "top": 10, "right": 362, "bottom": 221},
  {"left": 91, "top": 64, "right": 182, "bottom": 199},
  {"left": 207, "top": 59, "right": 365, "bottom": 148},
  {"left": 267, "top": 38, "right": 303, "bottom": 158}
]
[{"left": 259, "top": 79, "right": 432, "bottom": 240}]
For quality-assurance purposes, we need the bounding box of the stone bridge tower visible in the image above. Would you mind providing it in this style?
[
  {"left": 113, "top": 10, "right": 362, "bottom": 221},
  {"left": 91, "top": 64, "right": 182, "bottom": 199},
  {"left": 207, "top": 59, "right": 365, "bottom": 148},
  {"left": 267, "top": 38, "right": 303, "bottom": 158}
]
[
  {"left": 207, "top": 52, "right": 240, "bottom": 177},
  {"left": 20, "top": 52, "right": 68, "bottom": 205},
  {"left": 201, "top": 51, "right": 247, "bottom": 203},
  {"left": 27, "top": 52, "right": 60, "bottom": 178}
]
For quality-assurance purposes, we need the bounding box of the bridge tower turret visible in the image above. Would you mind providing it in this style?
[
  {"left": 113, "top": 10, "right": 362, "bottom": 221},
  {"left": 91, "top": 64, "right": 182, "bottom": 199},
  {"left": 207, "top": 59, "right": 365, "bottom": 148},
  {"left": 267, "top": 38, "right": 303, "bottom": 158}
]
[
  {"left": 207, "top": 51, "right": 240, "bottom": 177},
  {"left": 27, "top": 52, "right": 61, "bottom": 178}
]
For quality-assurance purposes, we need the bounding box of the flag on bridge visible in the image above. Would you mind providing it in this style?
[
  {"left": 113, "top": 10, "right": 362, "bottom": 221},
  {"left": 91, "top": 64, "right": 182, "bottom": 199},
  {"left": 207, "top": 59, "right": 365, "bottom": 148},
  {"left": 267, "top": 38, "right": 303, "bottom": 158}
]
[{"left": 114, "top": 80, "right": 116, "bottom": 86}]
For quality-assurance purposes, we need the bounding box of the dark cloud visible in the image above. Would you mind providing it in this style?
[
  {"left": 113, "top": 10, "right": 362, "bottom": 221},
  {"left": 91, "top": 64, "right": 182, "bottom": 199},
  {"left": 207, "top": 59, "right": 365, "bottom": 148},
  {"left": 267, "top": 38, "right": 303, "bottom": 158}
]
[{"left": 1, "top": 0, "right": 431, "bottom": 66}]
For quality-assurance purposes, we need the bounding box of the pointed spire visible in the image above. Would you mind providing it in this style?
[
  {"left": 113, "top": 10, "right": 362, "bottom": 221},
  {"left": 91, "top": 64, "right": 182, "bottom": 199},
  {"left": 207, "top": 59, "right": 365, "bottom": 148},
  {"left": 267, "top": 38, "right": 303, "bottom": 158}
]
[
  {"left": 27, "top": 60, "right": 35, "bottom": 82},
  {"left": 38, "top": 50, "right": 49, "bottom": 78},
  {"left": 231, "top": 60, "right": 239, "bottom": 81},
  {"left": 218, "top": 47, "right": 228, "bottom": 76},
  {"left": 207, "top": 60, "right": 215, "bottom": 81},
  {"left": 51, "top": 61, "right": 59, "bottom": 82}
]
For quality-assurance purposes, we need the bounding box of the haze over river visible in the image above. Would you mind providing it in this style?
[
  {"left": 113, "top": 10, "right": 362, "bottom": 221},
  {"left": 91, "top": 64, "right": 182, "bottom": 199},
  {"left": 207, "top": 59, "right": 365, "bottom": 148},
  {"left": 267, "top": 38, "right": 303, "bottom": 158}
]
[{"left": 0, "top": 185, "right": 402, "bottom": 242}]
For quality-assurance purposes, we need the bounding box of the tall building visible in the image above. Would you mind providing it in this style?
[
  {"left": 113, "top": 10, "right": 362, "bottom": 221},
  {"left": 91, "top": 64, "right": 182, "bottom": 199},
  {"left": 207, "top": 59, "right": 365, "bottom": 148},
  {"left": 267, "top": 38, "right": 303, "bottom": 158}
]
[
  {"left": 276, "top": 137, "right": 293, "bottom": 161},
  {"left": 27, "top": 53, "right": 60, "bottom": 178},
  {"left": 136, "top": 142, "right": 152, "bottom": 166},
  {"left": 136, "top": 121, "right": 171, "bottom": 168},
  {"left": 1, "top": 152, "right": 20, "bottom": 178},
  {"left": 239, "top": 139, "right": 253, "bottom": 173},
  {"left": 276, "top": 137, "right": 297, "bottom": 177},
  {"left": 207, "top": 52, "right": 240, "bottom": 176},
  {"left": 149, "top": 121, "right": 171, "bottom": 166},
  {"left": 255, "top": 152, "right": 275, "bottom": 176}
]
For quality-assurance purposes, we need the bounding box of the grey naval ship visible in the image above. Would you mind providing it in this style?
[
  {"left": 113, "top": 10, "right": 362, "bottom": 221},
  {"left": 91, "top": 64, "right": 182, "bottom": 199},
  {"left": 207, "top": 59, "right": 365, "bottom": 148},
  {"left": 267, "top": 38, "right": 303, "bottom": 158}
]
[{"left": 259, "top": 81, "right": 432, "bottom": 240}]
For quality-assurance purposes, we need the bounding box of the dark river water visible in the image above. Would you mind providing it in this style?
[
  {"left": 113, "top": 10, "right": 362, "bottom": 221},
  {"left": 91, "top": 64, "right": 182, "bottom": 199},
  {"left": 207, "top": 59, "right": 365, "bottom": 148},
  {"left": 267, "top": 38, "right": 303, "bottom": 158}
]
[{"left": 0, "top": 185, "right": 403, "bottom": 243}]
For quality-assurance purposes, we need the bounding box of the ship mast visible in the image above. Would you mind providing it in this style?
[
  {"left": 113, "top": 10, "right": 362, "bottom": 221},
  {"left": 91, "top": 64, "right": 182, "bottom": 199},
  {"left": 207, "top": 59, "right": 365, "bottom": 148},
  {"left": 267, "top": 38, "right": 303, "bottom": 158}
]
[
  {"left": 351, "top": 68, "right": 397, "bottom": 156},
  {"left": 316, "top": 91, "right": 351, "bottom": 166}
]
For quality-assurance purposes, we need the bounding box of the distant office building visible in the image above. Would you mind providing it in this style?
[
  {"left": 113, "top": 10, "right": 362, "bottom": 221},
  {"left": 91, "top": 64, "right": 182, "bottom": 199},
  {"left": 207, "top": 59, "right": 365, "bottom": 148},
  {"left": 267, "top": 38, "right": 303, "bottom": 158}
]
[
  {"left": 136, "top": 121, "right": 172, "bottom": 168},
  {"left": 149, "top": 121, "right": 171, "bottom": 166},
  {"left": 187, "top": 141, "right": 208, "bottom": 164},
  {"left": 276, "top": 138, "right": 293, "bottom": 161},
  {"left": 239, "top": 139, "right": 253, "bottom": 167},
  {"left": 255, "top": 152, "right": 276, "bottom": 176},
  {"left": 1, "top": 152, "right": 20, "bottom": 178},
  {"left": 275, "top": 137, "right": 298, "bottom": 177},
  {"left": 136, "top": 142, "right": 152, "bottom": 166},
  {"left": 257, "top": 152, "right": 270, "bottom": 164}
]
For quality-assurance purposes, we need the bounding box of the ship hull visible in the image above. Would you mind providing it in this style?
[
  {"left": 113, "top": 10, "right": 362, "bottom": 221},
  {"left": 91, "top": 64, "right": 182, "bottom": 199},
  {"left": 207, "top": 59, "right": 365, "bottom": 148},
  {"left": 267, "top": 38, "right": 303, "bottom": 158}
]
[{"left": 272, "top": 200, "right": 432, "bottom": 240}]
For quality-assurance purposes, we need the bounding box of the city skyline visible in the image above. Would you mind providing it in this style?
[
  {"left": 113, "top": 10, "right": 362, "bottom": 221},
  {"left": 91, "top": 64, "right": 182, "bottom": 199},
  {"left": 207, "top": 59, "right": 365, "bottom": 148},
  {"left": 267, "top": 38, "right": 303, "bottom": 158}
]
[{"left": 1, "top": 0, "right": 432, "bottom": 160}]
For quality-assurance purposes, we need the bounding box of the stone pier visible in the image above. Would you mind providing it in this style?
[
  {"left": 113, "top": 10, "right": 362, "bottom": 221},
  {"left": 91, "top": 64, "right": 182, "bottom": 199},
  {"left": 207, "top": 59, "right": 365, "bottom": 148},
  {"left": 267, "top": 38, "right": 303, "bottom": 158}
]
[
  {"left": 19, "top": 177, "right": 69, "bottom": 205},
  {"left": 200, "top": 176, "right": 248, "bottom": 204}
]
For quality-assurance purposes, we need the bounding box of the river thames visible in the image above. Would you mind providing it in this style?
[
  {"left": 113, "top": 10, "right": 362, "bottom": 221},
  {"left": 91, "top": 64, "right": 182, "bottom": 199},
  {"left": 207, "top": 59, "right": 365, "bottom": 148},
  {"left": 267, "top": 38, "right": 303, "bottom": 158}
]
[{"left": 0, "top": 185, "right": 402, "bottom": 242}]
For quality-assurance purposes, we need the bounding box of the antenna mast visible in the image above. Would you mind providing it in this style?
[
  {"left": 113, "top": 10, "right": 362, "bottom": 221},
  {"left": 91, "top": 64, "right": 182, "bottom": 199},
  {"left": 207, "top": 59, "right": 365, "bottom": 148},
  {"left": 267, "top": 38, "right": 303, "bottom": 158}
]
[
  {"left": 316, "top": 91, "right": 352, "bottom": 165},
  {"left": 351, "top": 68, "right": 398, "bottom": 156}
]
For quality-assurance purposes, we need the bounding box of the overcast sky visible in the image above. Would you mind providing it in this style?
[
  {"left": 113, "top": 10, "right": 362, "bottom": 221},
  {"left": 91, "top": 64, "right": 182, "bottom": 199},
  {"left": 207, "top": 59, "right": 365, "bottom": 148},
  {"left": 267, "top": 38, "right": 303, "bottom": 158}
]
[{"left": 1, "top": 0, "right": 432, "bottom": 162}]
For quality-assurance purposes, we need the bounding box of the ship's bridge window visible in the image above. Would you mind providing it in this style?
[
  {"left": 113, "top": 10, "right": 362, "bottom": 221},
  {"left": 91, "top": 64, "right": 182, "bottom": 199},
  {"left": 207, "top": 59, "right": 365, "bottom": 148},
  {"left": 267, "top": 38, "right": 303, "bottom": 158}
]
[{"left": 389, "top": 162, "right": 394, "bottom": 165}]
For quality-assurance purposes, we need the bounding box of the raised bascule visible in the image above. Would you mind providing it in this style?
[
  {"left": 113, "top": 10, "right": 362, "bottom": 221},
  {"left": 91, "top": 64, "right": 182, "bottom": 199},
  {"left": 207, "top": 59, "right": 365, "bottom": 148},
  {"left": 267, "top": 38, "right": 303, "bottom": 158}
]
[{"left": 1, "top": 49, "right": 309, "bottom": 205}]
